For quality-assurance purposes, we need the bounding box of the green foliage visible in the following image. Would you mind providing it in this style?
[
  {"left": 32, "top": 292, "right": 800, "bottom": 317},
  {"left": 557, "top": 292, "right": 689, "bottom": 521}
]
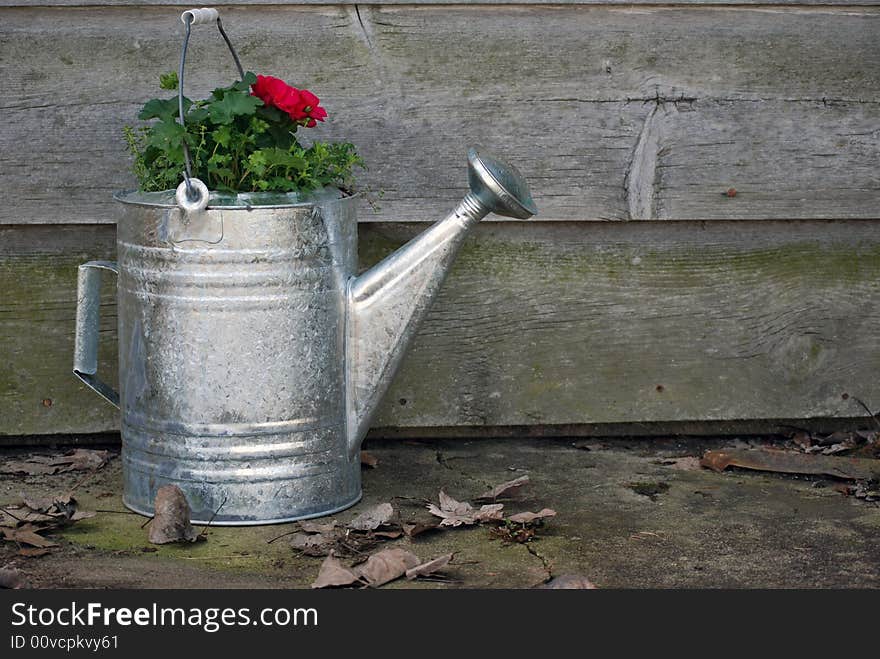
[
  {"left": 159, "top": 72, "right": 179, "bottom": 90},
  {"left": 125, "top": 72, "right": 363, "bottom": 194}
]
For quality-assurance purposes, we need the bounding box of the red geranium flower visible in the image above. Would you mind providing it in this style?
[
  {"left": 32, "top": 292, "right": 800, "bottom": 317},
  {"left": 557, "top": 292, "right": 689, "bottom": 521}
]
[{"left": 251, "top": 74, "right": 327, "bottom": 127}]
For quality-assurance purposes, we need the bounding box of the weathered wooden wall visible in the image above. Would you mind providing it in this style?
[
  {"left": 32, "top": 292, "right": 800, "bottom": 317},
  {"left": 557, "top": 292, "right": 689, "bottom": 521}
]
[{"left": 2, "top": 2, "right": 879, "bottom": 437}]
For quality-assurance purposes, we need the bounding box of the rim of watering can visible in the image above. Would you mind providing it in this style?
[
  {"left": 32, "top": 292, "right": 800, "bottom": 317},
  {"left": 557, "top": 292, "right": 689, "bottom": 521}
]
[{"left": 113, "top": 186, "right": 357, "bottom": 210}]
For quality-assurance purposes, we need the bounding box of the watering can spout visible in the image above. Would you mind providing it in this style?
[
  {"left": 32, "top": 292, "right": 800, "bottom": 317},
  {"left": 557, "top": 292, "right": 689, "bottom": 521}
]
[{"left": 345, "top": 148, "right": 536, "bottom": 454}]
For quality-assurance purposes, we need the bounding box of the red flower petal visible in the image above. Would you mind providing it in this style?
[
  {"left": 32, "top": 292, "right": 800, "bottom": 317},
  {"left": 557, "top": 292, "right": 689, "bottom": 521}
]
[{"left": 299, "top": 89, "right": 320, "bottom": 107}]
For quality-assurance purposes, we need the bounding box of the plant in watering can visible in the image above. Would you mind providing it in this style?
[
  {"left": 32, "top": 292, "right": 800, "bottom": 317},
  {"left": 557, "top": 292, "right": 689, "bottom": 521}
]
[
  {"left": 74, "top": 7, "right": 537, "bottom": 524},
  {"left": 124, "top": 70, "right": 363, "bottom": 196}
]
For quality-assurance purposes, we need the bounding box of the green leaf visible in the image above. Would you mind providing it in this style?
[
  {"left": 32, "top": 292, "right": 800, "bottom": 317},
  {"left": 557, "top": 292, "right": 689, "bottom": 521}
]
[
  {"left": 146, "top": 120, "right": 187, "bottom": 151},
  {"left": 159, "top": 72, "right": 179, "bottom": 91},
  {"left": 211, "top": 125, "right": 233, "bottom": 148},
  {"left": 207, "top": 91, "right": 263, "bottom": 124},
  {"left": 259, "top": 147, "right": 306, "bottom": 170},
  {"left": 230, "top": 72, "right": 258, "bottom": 92},
  {"left": 186, "top": 105, "right": 210, "bottom": 124},
  {"left": 139, "top": 97, "right": 190, "bottom": 121}
]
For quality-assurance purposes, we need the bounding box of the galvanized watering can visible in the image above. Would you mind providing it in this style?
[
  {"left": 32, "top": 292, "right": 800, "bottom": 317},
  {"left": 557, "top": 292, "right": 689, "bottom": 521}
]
[{"left": 73, "top": 8, "right": 536, "bottom": 524}]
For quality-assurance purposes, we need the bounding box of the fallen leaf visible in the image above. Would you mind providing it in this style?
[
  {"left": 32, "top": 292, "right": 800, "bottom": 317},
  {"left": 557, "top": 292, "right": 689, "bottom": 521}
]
[
  {"left": 822, "top": 444, "right": 853, "bottom": 456},
  {"left": 21, "top": 494, "right": 92, "bottom": 523},
  {"left": 701, "top": 449, "right": 880, "bottom": 481},
  {"left": 0, "top": 568, "right": 25, "bottom": 589},
  {"left": 1, "top": 526, "right": 58, "bottom": 548},
  {"left": 406, "top": 553, "right": 454, "bottom": 580},
  {"left": 439, "top": 490, "right": 471, "bottom": 516},
  {"left": 427, "top": 490, "right": 504, "bottom": 527},
  {"left": 17, "top": 547, "right": 51, "bottom": 558},
  {"left": 356, "top": 547, "right": 421, "bottom": 587},
  {"left": 0, "top": 460, "right": 56, "bottom": 476},
  {"left": 348, "top": 503, "right": 395, "bottom": 531},
  {"left": 148, "top": 485, "right": 200, "bottom": 544},
  {"left": 373, "top": 530, "right": 403, "bottom": 539},
  {"left": 476, "top": 475, "right": 530, "bottom": 502},
  {"left": 473, "top": 504, "right": 505, "bottom": 522},
  {"left": 289, "top": 531, "right": 338, "bottom": 557},
  {"left": 490, "top": 523, "right": 537, "bottom": 544},
  {"left": 360, "top": 451, "right": 379, "bottom": 468},
  {"left": 402, "top": 521, "right": 439, "bottom": 538},
  {"left": 0, "top": 449, "right": 110, "bottom": 476},
  {"left": 507, "top": 508, "right": 557, "bottom": 524},
  {"left": 299, "top": 520, "right": 337, "bottom": 534},
  {"left": 818, "top": 431, "right": 855, "bottom": 446},
  {"left": 311, "top": 551, "right": 362, "bottom": 589},
  {"left": 537, "top": 574, "right": 597, "bottom": 589}
]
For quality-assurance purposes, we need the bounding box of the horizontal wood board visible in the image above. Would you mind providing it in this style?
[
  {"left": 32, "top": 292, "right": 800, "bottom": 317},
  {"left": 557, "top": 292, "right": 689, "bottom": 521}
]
[
  {"left": 2, "top": 220, "right": 879, "bottom": 436},
  {"left": 6, "top": 1, "right": 880, "bottom": 6},
  {"left": 1, "top": 5, "right": 879, "bottom": 224}
]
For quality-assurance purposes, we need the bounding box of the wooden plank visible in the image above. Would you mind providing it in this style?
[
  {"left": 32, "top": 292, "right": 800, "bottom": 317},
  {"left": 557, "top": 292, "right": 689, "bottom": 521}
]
[
  {"left": 1, "top": 6, "right": 879, "bottom": 224},
  {"left": 0, "top": 225, "right": 119, "bottom": 436},
  {"left": 3, "top": 220, "right": 880, "bottom": 436},
  {"left": 5, "top": 1, "right": 880, "bottom": 6}
]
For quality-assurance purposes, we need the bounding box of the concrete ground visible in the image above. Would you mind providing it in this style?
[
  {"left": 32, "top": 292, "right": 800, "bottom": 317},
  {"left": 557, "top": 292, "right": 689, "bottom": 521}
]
[{"left": 2, "top": 437, "right": 879, "bottom": 588}]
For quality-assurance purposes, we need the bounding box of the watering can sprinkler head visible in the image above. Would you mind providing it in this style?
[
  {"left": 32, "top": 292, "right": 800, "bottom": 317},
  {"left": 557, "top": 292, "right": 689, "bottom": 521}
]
[{"left": 466, "top": 147, "right": 537, "bottom": 220}]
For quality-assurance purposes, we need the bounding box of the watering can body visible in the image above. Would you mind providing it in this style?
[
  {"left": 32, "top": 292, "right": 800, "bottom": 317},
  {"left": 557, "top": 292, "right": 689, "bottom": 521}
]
[{"left": 74, "top": 150, "right": 536, "bottom": 524}]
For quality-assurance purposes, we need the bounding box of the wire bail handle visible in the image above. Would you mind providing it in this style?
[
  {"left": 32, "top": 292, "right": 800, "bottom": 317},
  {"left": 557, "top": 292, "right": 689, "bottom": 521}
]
[{"left": 176, "top": 8, "right": 245, "bottom": 212}]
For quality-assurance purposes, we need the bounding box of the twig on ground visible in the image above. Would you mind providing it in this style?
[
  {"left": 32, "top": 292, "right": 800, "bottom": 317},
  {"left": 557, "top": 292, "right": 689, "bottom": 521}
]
[
  {"left": 199, "top": 496, "right": 228, "bottom": 539},
  {"left": 852, "top": 397, "right": 880, "bottom": 430}
]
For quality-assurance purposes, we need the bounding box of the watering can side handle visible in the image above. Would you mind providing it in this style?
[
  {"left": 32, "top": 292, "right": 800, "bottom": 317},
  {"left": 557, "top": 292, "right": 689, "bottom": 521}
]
[{"left": 73, "top": 261, "right": 120, "bottom": 409}]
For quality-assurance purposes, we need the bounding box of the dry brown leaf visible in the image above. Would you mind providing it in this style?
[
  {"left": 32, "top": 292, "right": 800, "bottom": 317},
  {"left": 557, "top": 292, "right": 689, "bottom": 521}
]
[
  {"left": 476, "top": 475, "right": 530, "bottom": 501},
  {"left": 406, "top": 553, "right": 454, "bottom": 580},
  {"left": 289, "top": 531, "right": 338, "bottom": 557},
  {"left": 427, "top": 490, "right": 504, "bottom": 527},
  {"left": 360, "top": 451, "right": 379, "bottom": 468},
  {"left": 791, "top": 432, "right": 813, "bottom": 449},
  {"left": 0, "top": 460, "right": 57, "bottom": 476},
  {"left": 701, "top": 448, "right": 880, "bottom": 481},
  {"left": 299, "top": 520, "right": 337, "bottom": 534},
  {"left": 148, "top": 485, "right": 200, "bottom": 544},
  {"left": 373, "top": 530, "right": 403, "bottom": 539},
  {"left": 0, "top": 568, "right": 25, "bottom": 589},
  {"left": 0, "top": 449, "right": 110, "bottom": 476},
  {"left": 1, "top": 507, "right": 52, "bottom": 527},
  {"left": 439, "top": 490, "right": 471, "bottom": 516},
  {"left": 1, "top": 496, "right": 95, "bottom": 535},
  {"left": 537, "top": 574, "right": 597, "bottom": 589},
  {"left": 507, "top": 508, "right": 557, "bottom": 524},
  {"left": 17, "top": 547, "right": 52, "bottom": 558},
  {"left": 356, "top": 547, "right": 421, "bottom": 587},
  {"left": 402, "top": 521, "right": 439, "bottom": 538},
  {"left": 1, "top": 526, "right": 58, "bottom": 548},
  {"left": 311, "top": 551, "right": 362, "bottom": 589},
  {"left": 473, "top": 504, "right": 505, "bottom": 522},
  {"left": 348, "top": 503, "right": 395, "bottom": 531}
]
